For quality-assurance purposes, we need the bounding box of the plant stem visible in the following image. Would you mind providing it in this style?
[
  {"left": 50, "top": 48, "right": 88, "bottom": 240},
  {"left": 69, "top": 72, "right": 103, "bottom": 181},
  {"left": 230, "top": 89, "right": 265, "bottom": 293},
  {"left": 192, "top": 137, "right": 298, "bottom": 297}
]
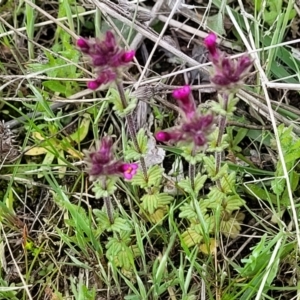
[
  {"left": 101, "top": 178, "right": 114, "bottom": 224},
  {"left": 115, "top": 80, "right": 148, "bottom": 180},
  {"left": 189, "top": 147, "right": 196, "bottom": 191},
  {"left": 189, "top": 163, "right": 195, "bottom": 191},
  {"left": 104, "top": 196, "right": 114, "bottom": 224},
  {"left": 215, "top": 93, "right": 229, "bottom": 189}
]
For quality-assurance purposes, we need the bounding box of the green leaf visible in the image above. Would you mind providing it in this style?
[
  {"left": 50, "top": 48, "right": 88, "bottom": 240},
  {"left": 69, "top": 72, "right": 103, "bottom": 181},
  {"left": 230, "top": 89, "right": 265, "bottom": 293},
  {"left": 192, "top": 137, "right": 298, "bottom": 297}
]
[
  {"left": 92, "top": 177, "right": 118, "bottom": 198},
  {"left": 93, "top": 209, "right": 110, "bottom": 231},
  {"left": 124, "top": 148, "right": 142, "bottom": 160},
  {"left": 203, "top": 156, "right": 228, "bottom": 181},
  {"left": 220, "top": 216, "right": 242, "bottom": 238},
  {"left": 220, "top": 172, "right": 236, "bottom": 194},
  {"left": 179, "top": 200, "right": 208, "bottom": 222},
  {"left": 243, "top": 184, "right": 278, "bottom": 204},
  {"left": 109, "top": 88, "right": 137, "bottom": 117},
  {"left": 157, "top": 193, "right": 173, "bottom": 207},
  {"left": 147, "top": 165, "right": 163, "bottom": 187},
  {"left": 180, "top": 144, "right": 205, "bottom": 164},
  {"left": 181, "top": 228, "right": 203, "bottom": 248},
  {"left": 225, "top": 195, "right": 245, "bottom": 212},
  {"left": 141, "top": 193, "right": 159, "bottom": 214},
  {"left": 136, "top": 129, "right": 148, "bottom": 155},
  {"left": 69, "top": 113, "right": 90, "bottom": 143},
  {"left": 236, "top": 235, "right": 271, "bottom": 277},
  {"left": 131, "top": 169, "right": 148, "bottom": 188},
  {"left": 111, "top": 217, "right": 132, "bottom": 232},
  {"left": 178, "top": 174, "right": 207, "bottom": 195},
  {"left": 207, "top": 129, "right": 229, "bottom": 152},
  {"left": 206, "top": 12, "right": 226, "bottom": 35}
]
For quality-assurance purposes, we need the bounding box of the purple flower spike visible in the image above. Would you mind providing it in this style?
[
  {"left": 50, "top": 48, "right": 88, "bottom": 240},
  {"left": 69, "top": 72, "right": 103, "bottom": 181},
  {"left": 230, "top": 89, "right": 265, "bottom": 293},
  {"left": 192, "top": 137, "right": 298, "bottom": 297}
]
[
  {"left": 104, "top": 31, "right": 117, "bottom": 52},
  {"left": 84, "top": 137, "right": 138, "bottom": 181},
  {"left": 204, "top": 33, "right": 219, "bottom": 60},
  {"left": 172, "top": 85, "right": 196, "bottom": 119},
  {"left": 77, "top": 38, "right": 90, "bottom": 53},
  {"left": 204, "top": 32, "right": 253, "bottom": 90},
  {"left": 155, "top": 112, "right": 215, "bottom": 149},
  {"left": 77, "top": 31, "right": 135, "bottom": 90}
]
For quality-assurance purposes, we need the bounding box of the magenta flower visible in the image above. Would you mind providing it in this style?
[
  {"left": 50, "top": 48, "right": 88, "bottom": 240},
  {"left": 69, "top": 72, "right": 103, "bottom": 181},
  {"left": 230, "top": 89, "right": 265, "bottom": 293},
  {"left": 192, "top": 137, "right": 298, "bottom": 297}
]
[
  {"left": 156, "top": 114, "right": 214, "bottom": 147},
  {"left": 84, "top": 137, "right": 138, "bottom": 181},
  {"left": 203, "top": 33, "right": 219, "bottom": 62},
  {"left": 119, "top": 163, "right": 139, "bottom": 180},
  {"left": 204, "top": 32, "right": 253, "bottom": 90},
  {"left": 156, "top": 85, "right": 215, "bottom": 147},
  {"left": 172, "top": 85, "right": 196, "bottom": 119},
  {"left": 77, "top": 31, "right": 135, "bottom": 89}
]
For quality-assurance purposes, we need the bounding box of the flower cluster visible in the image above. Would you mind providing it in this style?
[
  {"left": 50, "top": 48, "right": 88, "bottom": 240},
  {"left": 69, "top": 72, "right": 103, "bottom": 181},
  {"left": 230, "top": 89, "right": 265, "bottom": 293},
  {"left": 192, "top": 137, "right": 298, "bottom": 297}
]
[
  {"left": 84, "top": 136, "right": 138, "bottom": 181},
  {"left": 77, "top": 31, "right": 135, "bottom": 90},
  {"left": 204, "top": 33, "right": 252, "bottom": 90},
  {"left": 155, "top": 86, "right": 214, "bottom": 147}
]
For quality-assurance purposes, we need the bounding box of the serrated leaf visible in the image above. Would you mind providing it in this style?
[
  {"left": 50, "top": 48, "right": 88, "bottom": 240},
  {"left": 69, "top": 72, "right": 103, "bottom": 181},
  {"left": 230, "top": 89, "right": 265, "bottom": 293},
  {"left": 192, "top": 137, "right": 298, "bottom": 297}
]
[
  {"left": 109, "top": 88, "right": 137, "bottom": 117},
  {"left": 141, "top": 194, "right": 159, "bottom": 214},
  {"left": 131, "top": 170, "right": 147, "bottom": 188},
  {"left": 178, "top": 177, "right": 194, "bottom": 194},
  {"left": 225, "top": 195, "right": 245, "bottom": 212},
  {"left": 194, "top": 174, "right": 208, "bottom": 194},
  {"left": 199, "top": 238, "right": 218, "bottom": 255},
  {"left": 178, "top": 174, "right": 207, "bottom": 195},
  {"left": 92, "top": 178, "right": 118, "bottom": 198},
  {"left": 181, "top": 145, "right": 205, "bottom": 164},
  {"left": 179, "top": 199, "right": 208, "bottom": 222},
  {"left": 93, "top": 209, "right": 110, "bottom": 229},
  {"left": 207, "top": 186, "right": 225, "bottom": 206},
  {"left": 157, "top": 193, "right": 173, "bottom": 206},
  {"left": 220, "top": 214, "right": 243, "bottom": 238},
  {"left": 147, "top": 165, "right": 163, "bottom": 187},
  {"left": 181, "top": 228, "right": 203, "bottom": 248},
  {"left": 202, "top": 155, "right": 215, "bottom": 177},
  {"left": 111, "top": 217, "right": 131, "bottom": 232},
  {"left": 220, "top": 172, "right": 236, "bottom": 194},
  {"left": 207, "top": 129, "right": 229, "bottom": 152},
  {"left": 124, "top": 148, "right": 142, "bottom": 160},
  {"left": 148, "top": 207, "right": 167, "bottom": 224},
  {"left": 136, "top": 129, "right": 148, "bottom": 155}
]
